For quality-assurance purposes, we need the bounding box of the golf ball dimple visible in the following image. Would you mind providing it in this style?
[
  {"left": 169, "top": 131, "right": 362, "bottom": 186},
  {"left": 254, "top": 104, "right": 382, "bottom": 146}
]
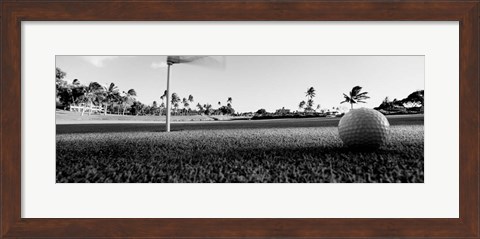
[{"left": 338, "top": 108, "right": 390, "bottom": 148}]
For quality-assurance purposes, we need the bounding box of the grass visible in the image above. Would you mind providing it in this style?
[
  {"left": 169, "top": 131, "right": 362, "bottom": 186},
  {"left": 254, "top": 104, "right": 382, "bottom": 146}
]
[
  {"left": 56, "top": 109, "right": 215, "bottom": 122},
  {"left": 56, "top": 125, "right": 424, "bottom": 183}
]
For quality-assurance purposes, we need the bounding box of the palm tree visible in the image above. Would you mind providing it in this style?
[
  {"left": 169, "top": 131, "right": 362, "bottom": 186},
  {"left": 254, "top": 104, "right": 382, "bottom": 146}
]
[
  {"left": 55, "top": 68, "right": 67, "bottom": 97},
  {"left": 182, "top": 97, "right": 190, "bottom": 115},
  {"left": 102, "top": 83, "right": 120, "bottom": 115},
  {"left": 307, "top": 99, "right": 314, "bottom": 111},
  {"left": 70, "top": 79, "right": 84, "bottom": 106},
  {"left": 187, "top": 95, "right": 194, "bottom": 115},
  {"left": 119, "top": 95, "right": 128, "bottom": 115},
  {"left": 204, "top": 103, "right": 212, "bottom": 115},
  {"left": 305, "top": 87, "right": 316, "bottom": 99},
  {"left": 81, "top": 82, "right": 104, "bottom": 116},
  {"left": 217, "top": 101, "right": 222, "bottom": 115},
  {"left": 159, "top": 91, "right": 167, "bottom": 116},
  {"left": 305, "top": 87, "right": 316, "bottom": 111},
  {"left": 121, "top": 89, "right": 137, "bottom": 115},
  {"left": 171, "top": 93, "right": 181, "bottom": 115},
  {"left": 160, "top": 90, "right": 167, "bottom": 104},
  {"left": 72, "top": 79, "right": 81, "bottom": 86},
  {"left": 196, "top": 103, "right": 203, "bottom": 114},
  {"left": 173, "top": 102, "right": 180, "bottom": 114},
  {"left": 114, "top": 97, "right": 121, "bottom": 115},
  {"left": 341, "top": 86, "right": 370, "bottom": 109},
  {"left": 56, "top": 67, "right": 67, "bottom": 82},
  {"left": 127, "top": 89, "right": 137, "bottom": 97},
  {"left": 159, "top": 102, "right": 165, "bottom": 115},
  {"left": 299, "top": 100, "right": 306, "bottom": 111},
  {"left": 152, "top": 101, "right": 158, "bottom": 116},
  {"left": 226, "top": 97, "right": 233, "bottom": 108}
]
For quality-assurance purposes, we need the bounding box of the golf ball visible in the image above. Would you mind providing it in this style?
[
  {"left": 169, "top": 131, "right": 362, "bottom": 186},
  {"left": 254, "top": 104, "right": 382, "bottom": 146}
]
[{"left": 338, "top": 108, "right": 390, "bottom": 148}]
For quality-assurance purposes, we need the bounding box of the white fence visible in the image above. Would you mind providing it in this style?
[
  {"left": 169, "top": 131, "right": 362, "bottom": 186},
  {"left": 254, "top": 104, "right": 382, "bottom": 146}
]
[{"left": 70, "top": 104, "right": 104, "bottom": 114}]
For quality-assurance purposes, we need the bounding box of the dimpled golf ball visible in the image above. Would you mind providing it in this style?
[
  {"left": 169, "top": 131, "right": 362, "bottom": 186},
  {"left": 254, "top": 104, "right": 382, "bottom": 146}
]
[{"left": 338, "top": 108, "right": 390, "bottom": 149}]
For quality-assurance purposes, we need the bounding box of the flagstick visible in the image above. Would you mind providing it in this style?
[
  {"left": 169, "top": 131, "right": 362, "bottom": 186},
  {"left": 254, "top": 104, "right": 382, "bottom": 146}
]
[{"left": 166, "top": 63, "right": 172, "bottom": 132}]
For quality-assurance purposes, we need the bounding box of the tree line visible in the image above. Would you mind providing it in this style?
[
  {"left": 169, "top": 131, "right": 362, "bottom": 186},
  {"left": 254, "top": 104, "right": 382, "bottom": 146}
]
[
  {"left": 294, "top": 86, "right": 423, "bottom": 114},
  {"left": 56, "top": 67, "right": 235, "bottom": 116},
  {"left": 375, "top": 90, "right": 424, "bottom": 112},
  {"left": 56, "top": 67, "right": 423, "bottom": 117}
]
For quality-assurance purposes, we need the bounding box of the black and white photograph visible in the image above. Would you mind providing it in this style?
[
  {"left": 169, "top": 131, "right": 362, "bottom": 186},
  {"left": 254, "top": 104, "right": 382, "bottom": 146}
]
[{"left": 56, "top": 55, "right": 424, "bottom": 183}]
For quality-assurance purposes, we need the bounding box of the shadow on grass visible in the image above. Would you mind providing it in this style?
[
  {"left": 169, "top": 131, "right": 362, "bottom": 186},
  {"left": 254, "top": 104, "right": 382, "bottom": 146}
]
[{"left": 56, "top": 140, "right": 423, "bottom": 183}]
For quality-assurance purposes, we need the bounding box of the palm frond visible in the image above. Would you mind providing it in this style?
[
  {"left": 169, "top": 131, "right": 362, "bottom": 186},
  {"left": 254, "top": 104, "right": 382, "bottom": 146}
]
[
  {"left": 127, "top": 89, "right": 137, "bottom": 97},
  {"left": 356, "top": 92, "right": 369, "bottom": 97},
  {"left": 356, "top": 95, "right": 370, "bottom": 100},
  {"left": 107, "top": 83, "right": 118, "bottom": 92},
  {"left": 88, "top": 82, "right": 103, "bottom": 91},
  {"left": 351, "top": 86, "right": 362, "bottom": 96}
]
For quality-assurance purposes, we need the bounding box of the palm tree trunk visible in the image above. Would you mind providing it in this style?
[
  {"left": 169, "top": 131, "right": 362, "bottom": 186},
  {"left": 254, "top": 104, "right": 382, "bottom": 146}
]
[
  {"left": 81, "top": 104, "right": 85, "bottom": 116},
  {"left": 104, "top": 105, "right": 108, "bottom": 115},
  {"left": 88, "top": 101, "right": 92, "bottom": 116},
  {"left": 351, "top": 103, "right": 353, "bottom": 109}
]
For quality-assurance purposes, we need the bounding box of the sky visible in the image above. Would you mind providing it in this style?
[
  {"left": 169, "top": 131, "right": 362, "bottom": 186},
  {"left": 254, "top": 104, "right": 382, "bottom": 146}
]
[{"left": 56, "top": 56, "right": 424, "bottom": 113}]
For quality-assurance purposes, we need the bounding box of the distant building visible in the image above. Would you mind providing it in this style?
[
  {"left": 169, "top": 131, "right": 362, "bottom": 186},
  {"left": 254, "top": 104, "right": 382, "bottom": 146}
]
[{"left": 275, "top": 107, "right": 290, "bottom": 114}]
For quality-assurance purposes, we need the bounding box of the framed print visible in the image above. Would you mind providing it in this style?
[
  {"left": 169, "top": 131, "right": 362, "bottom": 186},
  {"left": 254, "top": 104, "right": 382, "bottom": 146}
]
[{"left": 1, "top": 0, "right": 479, "bottom": 238}]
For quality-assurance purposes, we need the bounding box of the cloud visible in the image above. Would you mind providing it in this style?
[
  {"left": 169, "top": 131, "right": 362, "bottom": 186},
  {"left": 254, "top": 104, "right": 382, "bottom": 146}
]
[
  {"left": 151, "top": 61, "right": 167, "bottom": 69},
  {"left": 82, "top": 56, "right": 119, "bottom": 67}
]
